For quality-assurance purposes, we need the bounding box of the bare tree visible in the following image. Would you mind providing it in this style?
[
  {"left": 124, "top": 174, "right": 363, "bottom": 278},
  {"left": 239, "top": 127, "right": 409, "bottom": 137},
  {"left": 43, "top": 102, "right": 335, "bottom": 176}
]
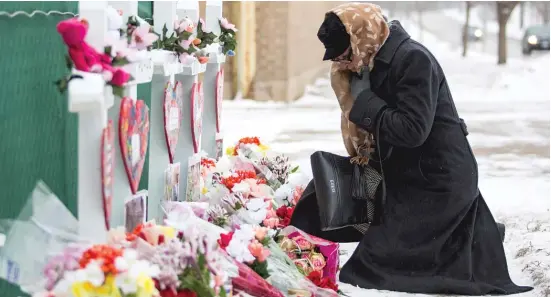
[
  {"left": 462, "top": 1, "right": 472, "bottom": 57},
  {"left": 519, "top": 2, "right": 525, "bottom": 29},
  {"left": 534, "top": 1, "right": 550, "bottom": 24},
  {"left": 496, "top": 1, "right": 519, "bottom": 64},
  {"left": 415, "top": 1, "right": 424, "bottom": 42}
]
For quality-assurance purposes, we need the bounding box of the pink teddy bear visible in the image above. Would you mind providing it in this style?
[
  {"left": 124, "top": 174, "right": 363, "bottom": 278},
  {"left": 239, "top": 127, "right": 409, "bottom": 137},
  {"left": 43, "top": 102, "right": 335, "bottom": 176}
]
[{"left": 57, "top": 18, "right": 130, "bottom": 86}]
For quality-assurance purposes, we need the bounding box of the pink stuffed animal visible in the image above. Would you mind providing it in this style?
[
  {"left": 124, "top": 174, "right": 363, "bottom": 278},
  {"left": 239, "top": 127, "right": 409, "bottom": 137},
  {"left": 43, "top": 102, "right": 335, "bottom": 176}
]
[{"left": 57, "top": 18, "right": 130, "bottom": 86}]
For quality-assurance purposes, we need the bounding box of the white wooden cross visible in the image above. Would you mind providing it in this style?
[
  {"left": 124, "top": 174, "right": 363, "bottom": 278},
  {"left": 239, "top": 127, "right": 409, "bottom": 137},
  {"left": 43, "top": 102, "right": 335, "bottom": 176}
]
[
  {"left": 202, "top": 0, "right": 226, "bottom": 159},
  {"left": 145, "top": 0, "right": 187, "bottom": 221},
  {"left": 174, "top": 0, "right": 206, "bottom": 202},
  {"left": 72, "top": 0, "right": 112, "bottom": 243},
  {"left": 107, "top": 1, "right": 154, "bottom": 226}
]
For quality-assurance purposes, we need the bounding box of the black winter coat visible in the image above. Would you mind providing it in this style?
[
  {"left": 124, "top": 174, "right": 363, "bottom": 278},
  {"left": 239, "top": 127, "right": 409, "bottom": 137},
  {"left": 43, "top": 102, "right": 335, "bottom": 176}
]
[{"left": 291, "top": 21, "right": 532, "bottom": 295}]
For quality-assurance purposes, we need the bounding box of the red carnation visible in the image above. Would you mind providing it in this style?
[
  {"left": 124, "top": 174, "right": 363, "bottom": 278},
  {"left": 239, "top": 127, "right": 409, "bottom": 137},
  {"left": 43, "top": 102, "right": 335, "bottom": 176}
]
[
  {"left": 276, "top": 205, "right": 295, "bottom": 228},
  {"left": 218, "top": 232, "right": 234, "bottom": 250}
]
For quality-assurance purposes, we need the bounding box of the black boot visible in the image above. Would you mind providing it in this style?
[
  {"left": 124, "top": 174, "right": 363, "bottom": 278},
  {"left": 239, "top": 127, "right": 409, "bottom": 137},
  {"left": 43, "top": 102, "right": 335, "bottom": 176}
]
[{"left": 497, "top": 222, "right": 505, "bottom": 242}]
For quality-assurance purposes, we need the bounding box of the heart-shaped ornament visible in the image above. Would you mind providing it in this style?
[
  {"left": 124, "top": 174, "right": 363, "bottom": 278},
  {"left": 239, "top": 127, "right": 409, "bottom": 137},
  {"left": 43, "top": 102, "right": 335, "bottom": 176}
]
[
  {"left": 163, "top": 81, "right": 184, "bottom": 163},
  {"left": 215, "top": 69, "right": 224, "bottom": 132},
  {"left": 119, "top": 97, "right": 150, "bottom": 194},
  {"left": 101, "top": 120, "right": 114, "bottom": 230},
  {"left": 190, "top": 82, "right": 204, "bottom": 154}
]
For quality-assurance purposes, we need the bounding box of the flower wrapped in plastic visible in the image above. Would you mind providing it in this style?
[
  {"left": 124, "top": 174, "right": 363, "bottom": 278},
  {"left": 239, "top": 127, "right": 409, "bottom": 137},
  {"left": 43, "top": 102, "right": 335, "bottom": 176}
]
[
  {"left": 0, "top": 181, "right": 87, "bottom": 295},
  {"left": 163, "top": 202, "right": 283, "bottom": 297},
  {"left": 218, "top": 225, "right": 271, "bottom": 278},
  {"left": 262, "top": 238, "right": 339, "bottom": 297},
  {"left": 277, "top": 226, "right": 340, "bottom": 292},
  {"left": 225, "top": 136, "right": 270, "bottom": 161},
  {"left": 127, "top": 221, "right": 233, "bottom": 297},
  {"left": 41, "top": 244, "right": 161, "bottom": 297}
]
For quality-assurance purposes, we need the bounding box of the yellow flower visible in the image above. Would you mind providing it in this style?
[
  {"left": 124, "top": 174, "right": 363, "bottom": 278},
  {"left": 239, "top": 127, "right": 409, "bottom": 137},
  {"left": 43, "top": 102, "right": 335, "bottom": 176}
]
[
  {"left": 71, "top": 275, "right": 121, "bottom": 297},
  {"left": 158, "top": 226, "right": 176, "bottom": 240},
  {"left": 225, "top": 147, "right": 234, "bottom": 155},
  {"left": 136, "top": 273, "right": 157, "bottom": 297},
  {"left": 202, "top": 187, "right": 208, "bottom": 194},
  {"left": 258, "top": 144, "right": 270, "bottom": 156}
]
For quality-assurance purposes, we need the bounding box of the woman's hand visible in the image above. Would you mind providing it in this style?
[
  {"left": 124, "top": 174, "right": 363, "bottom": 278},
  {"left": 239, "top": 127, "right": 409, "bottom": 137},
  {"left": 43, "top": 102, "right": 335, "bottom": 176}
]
[{"left": 349, "top": 68, "right": 372, "bottom": 101}]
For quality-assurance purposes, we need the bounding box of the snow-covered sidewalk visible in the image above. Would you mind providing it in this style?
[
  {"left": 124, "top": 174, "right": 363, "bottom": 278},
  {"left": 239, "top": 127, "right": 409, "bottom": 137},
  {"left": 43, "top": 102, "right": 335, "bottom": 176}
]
[{"left": 221, "top": 33, "right": 549, "bottom": 297}]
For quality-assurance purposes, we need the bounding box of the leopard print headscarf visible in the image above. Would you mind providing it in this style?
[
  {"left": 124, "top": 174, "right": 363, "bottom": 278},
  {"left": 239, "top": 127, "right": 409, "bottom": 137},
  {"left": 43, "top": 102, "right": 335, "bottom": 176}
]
[{"left": 328, "top": 3, "right": 389, "bottom": 165}]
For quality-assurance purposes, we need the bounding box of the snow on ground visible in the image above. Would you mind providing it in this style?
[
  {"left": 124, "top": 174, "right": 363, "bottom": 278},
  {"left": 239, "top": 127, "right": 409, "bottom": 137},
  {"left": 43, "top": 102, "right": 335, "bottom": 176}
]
[{"left": 222, "top": 25, "right": 550, "bottom": 297}]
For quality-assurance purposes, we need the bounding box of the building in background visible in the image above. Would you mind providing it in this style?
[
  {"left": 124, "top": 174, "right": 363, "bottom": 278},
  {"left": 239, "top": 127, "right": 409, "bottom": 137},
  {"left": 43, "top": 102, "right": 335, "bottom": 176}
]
[{"left": 200, "top": 1, "right": 340, "bottom": 102}]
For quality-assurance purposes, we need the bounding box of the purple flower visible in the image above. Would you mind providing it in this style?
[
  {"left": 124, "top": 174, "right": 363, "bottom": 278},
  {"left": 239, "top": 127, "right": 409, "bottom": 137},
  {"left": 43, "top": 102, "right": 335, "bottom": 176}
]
[{"left": 43, "top": 245, "right": 85, "bottom": 290}]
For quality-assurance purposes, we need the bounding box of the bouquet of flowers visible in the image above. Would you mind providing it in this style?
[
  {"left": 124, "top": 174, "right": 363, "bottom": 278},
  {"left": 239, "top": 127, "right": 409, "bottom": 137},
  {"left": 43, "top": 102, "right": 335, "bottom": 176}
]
[
  {"left": 226, "top": 137, "right": 270, "bottom": 161},
  {"left": 0, "top": 181, "right": 86, "bottom": 295},
  {"left": 163, "top": 202, "right": 282, "bottom": 297},
  {"left": 277, "top": 227, "right": 340, "bottom": 292},
  {"left": 119, "top": 221, "right": 233, "bottom": 297},
  {"left": 36, "top": 244, "right": 161, "bottom": 297},
  {"left": 218, "top": 225, "right": 271, "bottom": 279}
]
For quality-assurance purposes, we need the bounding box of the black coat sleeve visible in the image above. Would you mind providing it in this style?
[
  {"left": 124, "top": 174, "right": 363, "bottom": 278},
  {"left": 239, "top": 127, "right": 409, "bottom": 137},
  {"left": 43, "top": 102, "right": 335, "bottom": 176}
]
[{"left": 349, "top": 49, "right": 440, "bottom": 148}]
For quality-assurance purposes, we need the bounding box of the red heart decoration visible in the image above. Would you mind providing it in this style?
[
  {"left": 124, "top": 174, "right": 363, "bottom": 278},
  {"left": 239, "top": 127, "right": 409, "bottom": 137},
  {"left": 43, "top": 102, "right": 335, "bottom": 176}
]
[
  {"left": 101, "top": 120, "right": 114, "bottom": 230},
  {"left": 215, "top": 69, "right": 224, "bottom": 132},
  {"left": 190, "top": 82, "right": 204, "bottom": 154},
  {"left": 119, "top": 97, "right": 150, "bottom": 194},
  {"left": 163, "top": 81, "right": 184, "bottom": 163}
]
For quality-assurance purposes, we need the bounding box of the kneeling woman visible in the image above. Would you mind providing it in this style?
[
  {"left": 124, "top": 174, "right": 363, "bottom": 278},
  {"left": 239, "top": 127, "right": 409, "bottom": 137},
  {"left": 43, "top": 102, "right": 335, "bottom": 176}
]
[{"left": 291, "top": 3, "right": 532, "bottom": 295}]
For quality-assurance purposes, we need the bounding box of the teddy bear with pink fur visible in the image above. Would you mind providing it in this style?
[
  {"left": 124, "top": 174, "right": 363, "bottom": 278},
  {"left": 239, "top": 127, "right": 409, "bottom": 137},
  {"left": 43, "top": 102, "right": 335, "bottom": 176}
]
[{"left": 56, "top": 18, "right": 130, "bottom": 86}]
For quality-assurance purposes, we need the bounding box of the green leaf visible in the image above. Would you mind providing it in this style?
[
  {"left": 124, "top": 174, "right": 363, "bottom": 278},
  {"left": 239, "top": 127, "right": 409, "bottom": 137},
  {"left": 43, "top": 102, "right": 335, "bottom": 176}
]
[
  {"left": 54, "top": 78, "right": 68, "bottom": 93},
  {"left": 104, "top": 46, "right": 113, "bottom": 57},
  {"left": 260, "top": 237, "right": 271, "bottom": 246},
  {"left": 111, "top": 85, "right": 125, "bottom": 98},
  {"left": 167, "top": 36, "right": 178, "bottom": 44},
  {"left": 178, "top": 31, "right": 192, "bottom": 41},
  {"left": 162, "top": 24, "right": 168, "bottom": 39},
  {"left": 290, "top": 166, "right": 299, "bottom": 173},
  {"left": 111, "top": 56, "right": 131, "bottom": 67},
  {"left": 249, "top": 259, "right": 270, "bottom": 279},
  {"left": 64, "top": 55, "right": 73, "bottom": 70}
]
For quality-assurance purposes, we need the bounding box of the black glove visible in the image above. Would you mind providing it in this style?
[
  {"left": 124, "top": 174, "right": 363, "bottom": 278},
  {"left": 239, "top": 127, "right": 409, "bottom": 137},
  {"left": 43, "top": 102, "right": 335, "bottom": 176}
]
[{"left": 349, "top": 68, "right": 372, "bottom": 101}]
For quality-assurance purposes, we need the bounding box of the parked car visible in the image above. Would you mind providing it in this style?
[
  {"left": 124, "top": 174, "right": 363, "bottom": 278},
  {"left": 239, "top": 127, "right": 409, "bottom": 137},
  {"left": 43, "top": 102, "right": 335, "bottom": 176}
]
[
  {"left": 522, "top": 24, "right": 550, "bottom": 56},
  {"left": 462, "top": 25, "right": 484, "bottom": 42}
]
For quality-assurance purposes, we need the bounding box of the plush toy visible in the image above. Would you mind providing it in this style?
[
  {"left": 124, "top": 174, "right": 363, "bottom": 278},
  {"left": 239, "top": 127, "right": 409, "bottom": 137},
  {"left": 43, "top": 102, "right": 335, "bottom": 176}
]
[
  {"left": 106, "top": 6, "right": 124, "bottom": 41},
  {"left": 57, "top": 18, "right": 130, "bottom": 86}
]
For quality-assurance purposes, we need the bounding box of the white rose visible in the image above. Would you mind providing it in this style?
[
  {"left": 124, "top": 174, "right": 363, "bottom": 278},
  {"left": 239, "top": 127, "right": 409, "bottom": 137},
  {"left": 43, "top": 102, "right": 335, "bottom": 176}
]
[{"left": 231, "top": 181, "right": 251, "bottom": 195}]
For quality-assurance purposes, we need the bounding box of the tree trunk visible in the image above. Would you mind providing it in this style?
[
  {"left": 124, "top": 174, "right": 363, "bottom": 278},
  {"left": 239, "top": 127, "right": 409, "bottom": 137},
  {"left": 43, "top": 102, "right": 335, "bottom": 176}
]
[
  {"left": 462, "top": 1, "right": 471, "bottom": 57},
  {"left": 497, "top": 1, "right": 518, "bottom": 65},
  {"left": 520, "top": 2, "right": 525, "bottom": 29},
  {"left": 416, "top": 2, "right": 423, "bottom": 42},
  {"left": 542, "top": 2, "right": 550, "bottom": 23}
]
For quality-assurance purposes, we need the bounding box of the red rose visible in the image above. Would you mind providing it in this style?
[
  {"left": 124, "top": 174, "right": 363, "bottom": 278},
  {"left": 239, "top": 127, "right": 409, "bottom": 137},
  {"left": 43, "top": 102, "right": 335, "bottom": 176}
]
[
  {"left": 218, "top": 232, "right": 234, "bottom": 250},
  {"left": 307, "top": 270, "right": 323, "bottom": 282},
  {"left": 307, "top": 271, "right": 339, "bottom": 292}
]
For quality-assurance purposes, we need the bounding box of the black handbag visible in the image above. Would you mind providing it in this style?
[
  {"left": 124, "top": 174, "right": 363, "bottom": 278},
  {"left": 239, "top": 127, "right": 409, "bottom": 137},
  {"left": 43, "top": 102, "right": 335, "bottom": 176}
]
[{"left": 310, "top": 151, "right": 381, "bottom": 233}]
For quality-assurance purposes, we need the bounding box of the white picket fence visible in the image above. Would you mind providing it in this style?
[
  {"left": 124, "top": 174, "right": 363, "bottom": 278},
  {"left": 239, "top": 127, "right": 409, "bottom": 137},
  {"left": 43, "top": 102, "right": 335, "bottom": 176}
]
[{"left": 70, "top": 0, "right": 227, "bottom": 242}]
